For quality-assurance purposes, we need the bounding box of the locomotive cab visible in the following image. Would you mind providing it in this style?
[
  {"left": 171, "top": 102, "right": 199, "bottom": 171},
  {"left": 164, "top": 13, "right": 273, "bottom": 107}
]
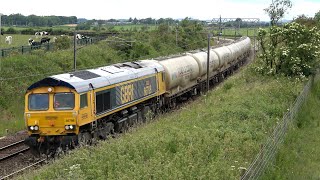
[{"left": 25, "top": 86, "right": 87, "bottom": 137}]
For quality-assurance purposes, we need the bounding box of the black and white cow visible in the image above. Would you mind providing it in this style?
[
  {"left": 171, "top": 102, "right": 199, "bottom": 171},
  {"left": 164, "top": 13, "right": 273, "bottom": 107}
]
[{"left": 40, "top": 37, "right": 50, "bottom": 44}]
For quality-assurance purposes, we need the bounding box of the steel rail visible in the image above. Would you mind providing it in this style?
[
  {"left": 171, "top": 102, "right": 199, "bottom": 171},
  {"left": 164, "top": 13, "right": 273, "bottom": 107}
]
[
  {"left": 0, "top": 140, "right": 25, "bottom": 151},
  {"left": 0, "top": 159, "right": 46, "bottom": 180},
  {"left": 0, "top": 147, "right": 30, "bottom": 161}
]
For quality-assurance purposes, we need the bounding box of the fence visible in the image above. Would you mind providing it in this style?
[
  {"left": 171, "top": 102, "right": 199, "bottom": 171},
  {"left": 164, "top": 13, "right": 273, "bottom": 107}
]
[
  {"left": 0, "top": 43, "right": 54, "bottom": 57},
  {"left": 241, "top": 74, "right": 317, "bottom": 180},
  {"left": 0, "top": 37, "right": 105, "bottom": 58}
]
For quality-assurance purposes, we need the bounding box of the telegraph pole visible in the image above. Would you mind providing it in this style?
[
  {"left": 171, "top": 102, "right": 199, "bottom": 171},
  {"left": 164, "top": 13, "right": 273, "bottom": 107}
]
[
  {"left": 175, "top": 27, "right": 178, "bottom": 46},
  {"left": 0, "top": 13, "right": 2, "bottom": 38},
  {"left": 0, "top": 13, "right": 2, "bottom": 74},
  {"left": 218, "top": 15, "right": 221, "bottom": 41},
  {"left": 207, "top": 33, "right": 211, "bottom": 92},
  {"left": 73, "top": 31, "right": 77, "bottom": 71}
]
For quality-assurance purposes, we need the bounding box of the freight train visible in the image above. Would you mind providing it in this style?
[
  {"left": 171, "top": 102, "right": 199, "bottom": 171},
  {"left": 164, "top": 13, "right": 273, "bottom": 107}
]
[{"left": 24, "top": 37, "right": 251, "bottom": 154}]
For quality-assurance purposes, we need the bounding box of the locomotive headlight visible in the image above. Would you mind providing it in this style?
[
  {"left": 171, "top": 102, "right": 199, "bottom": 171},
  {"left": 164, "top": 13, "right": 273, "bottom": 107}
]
[
  {"left": 29, "top": 125, "right": 39, "bottom": 131},
  {"left": 65, "top": 125, "right": 75, "bottom": 130}
]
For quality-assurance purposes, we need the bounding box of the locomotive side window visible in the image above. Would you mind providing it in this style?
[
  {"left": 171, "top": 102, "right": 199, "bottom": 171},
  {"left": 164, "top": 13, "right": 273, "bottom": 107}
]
[
  {"left": 29, "top": 94, "right": 49, "bottom": 111},
  {"left": 96, "top": 90, "right": 111, "bottom": 114},
  {"left": 54, "top": 93, "right": 75, "bottom": 110},
  {"left": 80, "top": 93, "right": 88, "bottom": 109}
]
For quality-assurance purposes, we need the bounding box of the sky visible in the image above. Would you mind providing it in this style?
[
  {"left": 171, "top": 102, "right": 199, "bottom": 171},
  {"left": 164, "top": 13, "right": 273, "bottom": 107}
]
[{"left": 0, "top": 0, "right": 319, "bottom": 22}]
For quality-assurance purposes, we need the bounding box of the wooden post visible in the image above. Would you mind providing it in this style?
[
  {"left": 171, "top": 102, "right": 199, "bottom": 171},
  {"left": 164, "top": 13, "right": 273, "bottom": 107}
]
[{"left": 207, "top": 33, "right": 211, "bottom": 92}]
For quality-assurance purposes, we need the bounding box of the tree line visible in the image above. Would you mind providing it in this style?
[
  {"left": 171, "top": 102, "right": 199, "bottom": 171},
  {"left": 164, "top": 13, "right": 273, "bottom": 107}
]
[{"left": 1, "top": 14, "right": 77, "bottom": 27}]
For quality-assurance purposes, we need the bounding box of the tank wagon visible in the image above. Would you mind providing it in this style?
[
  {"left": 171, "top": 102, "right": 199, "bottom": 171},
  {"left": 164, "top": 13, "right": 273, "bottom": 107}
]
[{"left": 24, "top": 37, "right": 251, "bottom": 154}]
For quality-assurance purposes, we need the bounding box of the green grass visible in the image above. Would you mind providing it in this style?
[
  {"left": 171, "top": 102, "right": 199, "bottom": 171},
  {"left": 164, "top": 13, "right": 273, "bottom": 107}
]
[
  {"left": 19, "top": 61, "right": 304, "bottom": 179},
  {"left": 262, "top": 76, "right": 320, "bottom": 179}
]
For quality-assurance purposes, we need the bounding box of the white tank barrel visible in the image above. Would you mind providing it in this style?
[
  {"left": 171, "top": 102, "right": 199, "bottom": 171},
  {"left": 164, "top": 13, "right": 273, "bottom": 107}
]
[
  {"left": 226, "top": 43, "right": 241, "bottom": 62},
  {"left": 159, "top": 55, "right": 200, "bottom": 89},
  {"left": 212, "top": 46, "right": 232, "bottom": 67},
  {"left": 189, "top": 51, "right": 219, "bottom": 76}
]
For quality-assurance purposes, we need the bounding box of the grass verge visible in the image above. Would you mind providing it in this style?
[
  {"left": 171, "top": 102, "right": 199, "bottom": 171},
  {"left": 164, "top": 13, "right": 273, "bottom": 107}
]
[
  {"left": 262, "top": 76, "right": 320, "bottom": 179},
  {"left": 20, "top": 60, "right": 304, "bottom": 179}
]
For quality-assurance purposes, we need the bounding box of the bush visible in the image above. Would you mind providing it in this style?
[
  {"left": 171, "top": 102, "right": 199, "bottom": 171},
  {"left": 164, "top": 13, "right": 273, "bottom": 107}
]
[
  {"left": 6, "top": 27, "right": 18, "bottom": 34},
  {"left": 256, "top": 22, "right": 320, "bottom": 78},
  {"left": 21, "top": 28, "right": 35, "bottom": 35},
  {"left": 54, "top": 36, "right": 71, "bottom": 50}
]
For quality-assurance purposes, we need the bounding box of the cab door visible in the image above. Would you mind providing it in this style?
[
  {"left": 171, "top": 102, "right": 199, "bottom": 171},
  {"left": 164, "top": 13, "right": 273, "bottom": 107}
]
[{"left": 78, "top": 91, "right": 93, "bottom": 126}]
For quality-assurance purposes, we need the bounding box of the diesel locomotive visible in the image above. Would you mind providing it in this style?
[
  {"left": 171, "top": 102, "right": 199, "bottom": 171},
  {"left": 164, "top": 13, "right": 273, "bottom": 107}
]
[{"left": 24, "top": 37, "right": 251, "bottom": 154}]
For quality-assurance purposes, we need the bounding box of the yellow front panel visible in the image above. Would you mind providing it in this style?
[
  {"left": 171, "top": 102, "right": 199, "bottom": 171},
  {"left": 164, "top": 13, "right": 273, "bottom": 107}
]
[
  {"left": 26, "top": 111, "right": 78, "bottom": 135},
  {"left": 25, "top": 86, "right": 80, "bottom": 136}
]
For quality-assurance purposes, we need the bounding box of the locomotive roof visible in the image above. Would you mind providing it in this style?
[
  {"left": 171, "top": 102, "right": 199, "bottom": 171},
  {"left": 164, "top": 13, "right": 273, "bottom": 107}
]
[{"left": 27, "top": 60, "right": 164, "bottom": 93}]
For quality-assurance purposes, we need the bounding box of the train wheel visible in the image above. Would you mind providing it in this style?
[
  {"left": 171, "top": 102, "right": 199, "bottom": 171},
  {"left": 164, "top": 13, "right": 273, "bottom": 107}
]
[
  {"left": 78, "top": 132, "right": 92, "bottom": 146},
  {"left": 120, "top": 121, "right": 129, "bottom": 133},
  {"left": 105, "top": 122, "right": 115, "bottom": 138}
]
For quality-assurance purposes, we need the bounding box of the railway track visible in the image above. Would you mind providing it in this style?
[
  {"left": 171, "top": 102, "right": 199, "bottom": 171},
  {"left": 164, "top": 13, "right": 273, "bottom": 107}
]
[
  {"left": 0, "top": 140, "right": 29, "bottom": 162},
  {"left": 0, "top": 139, "right": 45, "bottom": 179},
  {"left": 1, "top": 159, "right": 46, "bottom": 180}
]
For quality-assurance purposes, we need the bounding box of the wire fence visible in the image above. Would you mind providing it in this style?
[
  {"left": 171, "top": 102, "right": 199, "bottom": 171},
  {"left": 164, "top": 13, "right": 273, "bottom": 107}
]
[
  {"left": 241, "top": 74, "right": 317, "bottom": 180},
  {"left": 0, "top": 37, "right": 105, "bottom": 58}
]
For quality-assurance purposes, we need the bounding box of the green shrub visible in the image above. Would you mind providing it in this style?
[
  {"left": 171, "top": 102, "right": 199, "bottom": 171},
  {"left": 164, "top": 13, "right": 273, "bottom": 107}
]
[
  {"left": 256, "top": 23, "right": 320, "bottom": 78},
  {"left": 54, "top": 36, "right": 71, "bottom": 50}
]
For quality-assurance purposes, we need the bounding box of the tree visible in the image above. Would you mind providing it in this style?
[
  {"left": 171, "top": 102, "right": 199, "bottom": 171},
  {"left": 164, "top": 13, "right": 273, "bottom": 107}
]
[
  {"left": 294, "top": 14, "right": 316, "bottom": 28},
  {"left": 257, "top": 23, "right": 320, "bottom": 77},
  {"left": 315, "top": 10, "right": 320, "bottom": 23},
  {"left": 264, "top": 0, "right": 292, "bottom": 26},
  {"left": 257, "top": 0, "right": 320, "bottom": 78},
  {"left": 133, "top": 18, "right": 138, "bottom": 24}
]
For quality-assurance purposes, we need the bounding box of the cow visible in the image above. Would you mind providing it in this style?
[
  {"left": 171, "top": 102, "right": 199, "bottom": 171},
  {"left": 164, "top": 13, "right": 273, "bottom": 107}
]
[
  {"left": 28, "top": 38, "right": 34, "bottom": 45},
  {"left": 35, "top": 31, "right": 49, "bottom": 38},
  {"left": 5, "top": 36, "right": 12, "bottom": 44},
  {"left": 1, "top": 32, "right": 3, "bottom": 35},
  {"left": 76, "top": 34, "right": 82, "bottom": 40},
  {"left": 40, "top": 37, "right": 50, "bottom": 44}
]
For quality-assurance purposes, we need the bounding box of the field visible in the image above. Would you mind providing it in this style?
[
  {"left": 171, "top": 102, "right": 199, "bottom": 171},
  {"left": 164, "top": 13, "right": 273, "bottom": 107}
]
[
  {"left": 262, "top": 77, "right": 320, "bottom": 179},
  {"left": 19, "top": 59, "right": 304, "bottom": 179},
  {"left": 0, "top": 34, "right": 57, "bottom": 48},
  {"left": 209, "top": 28, "right": 260, "bottom": 37},
  {"left": 107, "top": 24, "right": 158, "bottom": 31}
]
